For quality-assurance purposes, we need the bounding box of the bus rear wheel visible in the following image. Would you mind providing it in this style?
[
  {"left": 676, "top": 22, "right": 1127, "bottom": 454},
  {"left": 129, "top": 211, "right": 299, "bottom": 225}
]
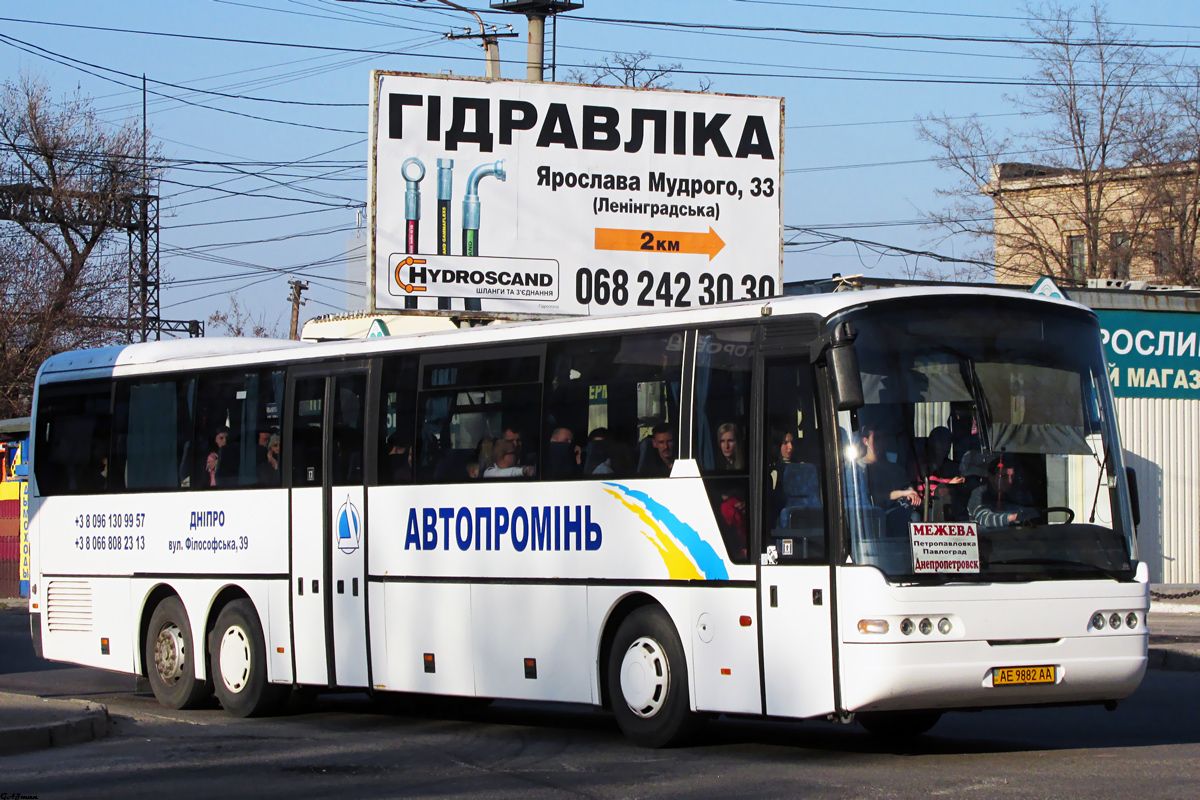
[
  {"left": 146, "top": 596, "right": 211, "bottom": 710},
  {"left": 209, "top": 599, "right": 286, "bottom": 718},
  {"left": 858, "top": 710, "right": 943, "bottom": 737},
  {"left": 607, "top": 606, "right": 698, "bottom": 748}
]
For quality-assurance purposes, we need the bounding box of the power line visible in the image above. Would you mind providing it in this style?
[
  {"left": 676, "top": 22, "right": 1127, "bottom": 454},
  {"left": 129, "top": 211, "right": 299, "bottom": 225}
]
[
  {"left": 568, "top": 13, "right": 1200, "bottom": 49},
  {"left": 730, "top": 1, "right": 1200, "bottom": 34},
  {"left": 0, "top": 34, "right": 364, "bottom": 133}
]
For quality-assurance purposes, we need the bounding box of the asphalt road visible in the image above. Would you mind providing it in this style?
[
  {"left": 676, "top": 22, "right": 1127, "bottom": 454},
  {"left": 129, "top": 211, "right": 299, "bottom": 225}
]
[{"left": 4, "top": 607, "right": 1200, "bottom": 799}]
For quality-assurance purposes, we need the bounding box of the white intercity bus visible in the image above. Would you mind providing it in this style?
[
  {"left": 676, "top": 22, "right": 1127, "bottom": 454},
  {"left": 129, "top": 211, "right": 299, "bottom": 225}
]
[{"left": 27, "top": 287, "right": 1148, "bottom": 746}]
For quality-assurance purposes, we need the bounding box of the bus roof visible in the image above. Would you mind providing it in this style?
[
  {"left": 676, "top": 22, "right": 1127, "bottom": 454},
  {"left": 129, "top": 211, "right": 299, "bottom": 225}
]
[{"left": 36, "top": 285, "right": 1091, "bottom": 381}]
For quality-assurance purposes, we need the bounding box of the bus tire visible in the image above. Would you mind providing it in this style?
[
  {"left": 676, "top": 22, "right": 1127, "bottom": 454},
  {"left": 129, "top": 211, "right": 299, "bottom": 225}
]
[
  {"left": 210, "top": 599, "right": 285, "bottom": 718},
  {"left": 858, "top": 710, "right": 942, "bottom": 737},
  {"left": 607, "top": 606, "right": 697, "bottom": 748},
  {"left": 146, "top": 596, "right": 211, "bottom": 710}
]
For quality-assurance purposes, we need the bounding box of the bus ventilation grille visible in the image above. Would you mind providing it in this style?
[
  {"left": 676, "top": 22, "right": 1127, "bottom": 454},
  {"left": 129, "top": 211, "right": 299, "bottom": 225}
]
[{"left": 46, "top": 580, "right": 93, "bottom": 632}]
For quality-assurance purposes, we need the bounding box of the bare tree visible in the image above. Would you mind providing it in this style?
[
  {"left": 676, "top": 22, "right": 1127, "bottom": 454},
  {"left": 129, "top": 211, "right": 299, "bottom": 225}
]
[
  {"left": 0, "top": 74, "right": 161, "bottom": 418},
  {"left": 917, "top": 2, "right": 1167, "bottom": 283},
  {"left": 1130, "top": 65, "right": 1200, "bottom": 284},
  {"left": 207, "top": 293, "right": 281, "bottom": 339},
  {"left": 567, "top": 51, "right": 713, "bottom": 92}
]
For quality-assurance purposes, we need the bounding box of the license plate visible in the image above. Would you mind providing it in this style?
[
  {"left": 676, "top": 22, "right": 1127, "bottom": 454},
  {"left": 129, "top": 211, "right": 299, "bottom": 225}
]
[{"left": 992, "top": 665, "right": 1057, "bottom": 686}]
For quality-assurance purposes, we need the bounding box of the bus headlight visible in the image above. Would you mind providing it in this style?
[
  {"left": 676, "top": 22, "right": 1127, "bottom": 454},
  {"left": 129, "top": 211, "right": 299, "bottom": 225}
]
[
  {"left": 899, "top": 618, "right": 914, "bottom": 636},
  {"left": 1126, "top": 612, "right": 1139, "bottom": 629},
  {"left": 1109, "top": 612, "right": 1122, "bottom": 630},
  {"left": 1091, "top": 612, "right": 1106, "bottom": 630},
  {"left": 857, "top": 619, "right": 889, "bottom": 635},
  {"left": 937, "top": 617, "right": 952, "bottom": 635},
  {"left": 918, "top": 618, "right": 932, "bottom": 635}
]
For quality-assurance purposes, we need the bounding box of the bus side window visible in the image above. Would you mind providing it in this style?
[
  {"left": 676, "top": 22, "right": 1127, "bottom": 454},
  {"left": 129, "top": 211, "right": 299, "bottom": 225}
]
[
  {"left": 378, "top": 356, "right": 418, "bottom": 485},
  {"left": 544, "top": 330, "right": 684, "bottom": 480},
  {"left": 331, "top": 374, "right": 366, "bottom": 486},
  {"left": 193, "top": 368, "right": 285, "bottom": 490},
  {"left": 415, "top": 351, "right": 542, "bottom": 484},
  {"left": 33, "top": 381, "right": 113, "bottom": 496},
  {"left": 693, "top": 327, "right": 754, "bottom": 564},
  {"left": 111, "top": 377, "right": 196, "bottom": 491}
]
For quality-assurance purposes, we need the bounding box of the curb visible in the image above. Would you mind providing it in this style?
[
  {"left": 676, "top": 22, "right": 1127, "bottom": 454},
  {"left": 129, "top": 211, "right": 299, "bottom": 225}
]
[
  {"left": 1148, "top": 646, "right": 1200, "bottom": 673},
  {"left": 0, "top": 698, "right": 110, "bottom": 756}
]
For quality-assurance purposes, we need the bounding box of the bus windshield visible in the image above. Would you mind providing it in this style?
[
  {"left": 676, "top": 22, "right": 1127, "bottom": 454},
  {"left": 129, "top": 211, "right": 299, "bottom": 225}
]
[{"left": 834, "top": 299, "right": 1136, "bottom": 583}]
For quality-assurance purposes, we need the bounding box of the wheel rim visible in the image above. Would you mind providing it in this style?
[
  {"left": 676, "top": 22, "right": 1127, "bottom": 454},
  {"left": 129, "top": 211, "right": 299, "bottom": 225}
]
[
  {"left": 619, "top": 636, "right": 670, "bottom": 718},
  {"left": 153, "top": 623, "right": 187, "bottom": 686},
  {"left": 219, "top": 625, "right": 252, "bottom": 694}
]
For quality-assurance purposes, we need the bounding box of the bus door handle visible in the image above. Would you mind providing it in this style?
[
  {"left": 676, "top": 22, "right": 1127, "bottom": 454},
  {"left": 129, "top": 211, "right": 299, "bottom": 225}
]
[
  {"left": 812, "top": 589, "right": 822, "bottom": 606},
  {"left": 769, "top": 585, "right": 778, "bottom": 607}
]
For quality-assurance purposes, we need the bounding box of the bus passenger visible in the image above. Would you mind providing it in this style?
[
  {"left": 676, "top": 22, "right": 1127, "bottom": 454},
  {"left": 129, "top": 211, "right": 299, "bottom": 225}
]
[
  {"left": 910, "top": 426, "right": 964, "bottom": 519},
  {"left": 639, "top": 424, "right": 676, "bottom": 477},
  {"left": 476, "top": 436, "right": 496, "bottom": 472},
  {"left": 205, "top": 427, "right": 230, "bottom": 488},
  {"left": 584, "top": 428, "right": 615, "bottom": 476},
  {"left": 258, "top": 433, "right": 281, "bottom": 486},
  {"left": 503, "top": 426, "right": 535, "bottom": 468},
  {"left": 484, "top": 439, "right": 534, "bottom": 478},
  {"left": 546, "top": 427, "right": 581, "bottom": 479},
  {"left": 858, "top": 422, "right": 920, "bottom": 508},
  {"left": 385, "top": 433, "right": 412, "bottom": 483},
  {"left": 716, "top": 422, "right": 745, "bottom": 471},
  {"left": 968, "top": 456, "right": 1037, "bottom": 529}
]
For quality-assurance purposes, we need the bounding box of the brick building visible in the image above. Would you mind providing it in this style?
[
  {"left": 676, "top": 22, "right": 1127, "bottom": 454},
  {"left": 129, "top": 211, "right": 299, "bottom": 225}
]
[{"left": 986, "top": 161, "right": 1200, "bottom": 286}]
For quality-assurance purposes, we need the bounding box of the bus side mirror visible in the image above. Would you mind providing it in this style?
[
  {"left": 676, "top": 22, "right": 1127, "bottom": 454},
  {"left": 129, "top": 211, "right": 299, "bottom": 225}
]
[
  {"left": 1126, "top": 466, "right": 1141, "bottom": 530},
  {"left": 829, "top": 322, "right": 864, "bottom": 412}
]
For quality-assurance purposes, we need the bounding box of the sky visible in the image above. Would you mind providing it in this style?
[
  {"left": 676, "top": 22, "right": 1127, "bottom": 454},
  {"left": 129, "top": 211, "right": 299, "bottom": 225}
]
[{"left": 3, "top": 0, "right": 1200, "bottom": 335}]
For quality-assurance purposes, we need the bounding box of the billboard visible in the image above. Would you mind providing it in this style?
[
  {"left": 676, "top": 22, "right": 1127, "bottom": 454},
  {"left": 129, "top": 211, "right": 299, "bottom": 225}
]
[{"left": 369, "top": 72, "right": 783, "bottom": 317}]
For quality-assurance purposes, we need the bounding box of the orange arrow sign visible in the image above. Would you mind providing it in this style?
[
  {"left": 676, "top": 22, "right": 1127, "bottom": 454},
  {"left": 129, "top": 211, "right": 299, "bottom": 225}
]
[{"left": 594, "top": 227, "right": 726, "bottom": 261}]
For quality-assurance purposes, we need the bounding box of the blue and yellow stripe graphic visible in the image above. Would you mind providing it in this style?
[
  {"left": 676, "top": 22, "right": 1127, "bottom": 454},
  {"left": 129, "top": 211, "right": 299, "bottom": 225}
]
[{"left": 603, "top": 483, "right": 729, "bottom": 580}]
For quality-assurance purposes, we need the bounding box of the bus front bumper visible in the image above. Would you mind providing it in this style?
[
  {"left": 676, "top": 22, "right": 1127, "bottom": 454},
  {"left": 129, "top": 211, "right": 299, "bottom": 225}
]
[{"left": 839, "top": 633, "right": 1147, "bottom": 713}]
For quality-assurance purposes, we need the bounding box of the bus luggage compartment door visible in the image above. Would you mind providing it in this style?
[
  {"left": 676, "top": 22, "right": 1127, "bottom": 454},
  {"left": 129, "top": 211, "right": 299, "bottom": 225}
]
[{"left": 760, "top": 564, "right": 836, "bottom": 719}]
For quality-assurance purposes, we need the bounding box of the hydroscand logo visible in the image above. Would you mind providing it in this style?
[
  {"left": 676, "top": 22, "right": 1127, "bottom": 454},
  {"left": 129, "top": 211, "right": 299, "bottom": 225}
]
[
  {"left": 336, "top": 496, "right": 362, "bottom": 554},
  {"left": 603, "top": 483, "right": 728, "bottom": 580}
]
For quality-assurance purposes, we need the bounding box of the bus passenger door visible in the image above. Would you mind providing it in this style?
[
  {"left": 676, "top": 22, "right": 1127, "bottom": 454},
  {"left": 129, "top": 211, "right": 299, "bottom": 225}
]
[
  {"left": 287, "top": 365, "right": 370, "bottom": 689},
  {"left": 758, "top": 356, "right": 837, "bottom": 719}
]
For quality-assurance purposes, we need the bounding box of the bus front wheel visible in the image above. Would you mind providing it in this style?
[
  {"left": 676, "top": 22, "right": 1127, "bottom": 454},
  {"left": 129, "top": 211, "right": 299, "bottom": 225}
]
[
  {"left": 607, "top": 606, "right": 698, "bottom": 748},
  {"left": 209, "top": 599, "right": 286, "bottom": 717},
  {"left": 858, "top": 710, "right": 943, "bottom": 737},
  {"left": 145, "top": 596, "right": 211, "bottom": 710}
]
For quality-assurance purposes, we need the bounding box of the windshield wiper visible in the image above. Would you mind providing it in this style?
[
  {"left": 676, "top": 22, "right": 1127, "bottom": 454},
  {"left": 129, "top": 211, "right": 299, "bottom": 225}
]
[
  {"left": 987, "top": 558, "right": 1129, "bottom": 582},
  {"left": 1089, "top": 447, "right": 1109, "bottom": 524}
]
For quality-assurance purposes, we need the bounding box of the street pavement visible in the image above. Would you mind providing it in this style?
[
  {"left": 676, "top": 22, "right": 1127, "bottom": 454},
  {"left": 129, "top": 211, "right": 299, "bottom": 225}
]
[{"left": 2, "top": 586, "right": 1199, "bottom": 755}]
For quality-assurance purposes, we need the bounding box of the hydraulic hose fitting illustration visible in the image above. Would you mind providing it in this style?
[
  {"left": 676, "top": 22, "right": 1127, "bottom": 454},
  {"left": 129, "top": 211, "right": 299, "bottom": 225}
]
[
  {"left": 462, "top": 159, "right": 506, "bottom": 258},
  {"left": 436, "top": 158, "right": 454, "bottom": 310},
  {"left": 462, "top": 160, "right": 505, "bottom": 312},
  {"left": 437, "top": 158, "right": 454, "bottom": 256},
  {"left": 401, "top": 157, "right": 425, "bottom": 309}
]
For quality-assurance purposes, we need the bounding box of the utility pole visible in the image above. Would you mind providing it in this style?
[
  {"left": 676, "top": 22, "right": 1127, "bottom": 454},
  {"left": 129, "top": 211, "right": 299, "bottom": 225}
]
[
  {"left": 139, "top": 73, "right": 150, "bottom": 343},
  {"left": 433, "top": 0, "right": 517, "bottom": 78},
  {"left": 287, "top": 279, "right": 309, "bottom": 340},
  {"left": 491, "top": 2, "right": 583, "bottom": 82}
]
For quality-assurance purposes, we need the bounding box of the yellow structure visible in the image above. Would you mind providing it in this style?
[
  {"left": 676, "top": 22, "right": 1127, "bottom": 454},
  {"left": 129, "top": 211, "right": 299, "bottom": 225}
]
[{"left": 986, "top": 161, "right": 1199, "bottom": 286}]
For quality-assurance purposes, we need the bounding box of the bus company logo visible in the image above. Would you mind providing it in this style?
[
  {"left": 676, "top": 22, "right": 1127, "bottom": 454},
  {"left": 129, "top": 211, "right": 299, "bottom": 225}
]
[
  {"left": 603, "top": 483, "right": 728, "bottom": 581},
  {"left": 336, "top": 496, "right": 362, "bottom": 554}
]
